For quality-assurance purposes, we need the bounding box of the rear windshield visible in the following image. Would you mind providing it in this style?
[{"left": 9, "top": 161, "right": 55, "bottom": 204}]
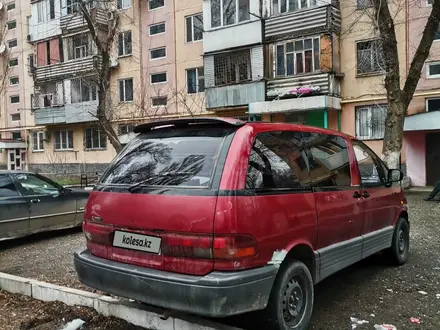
[{"left": 100, "top": 127, "right": 233, "bottom": 188}]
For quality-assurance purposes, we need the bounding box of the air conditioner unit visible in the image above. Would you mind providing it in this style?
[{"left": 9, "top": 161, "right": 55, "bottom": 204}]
[
  {"left": 27, "top": 34, "right": 32, "bottom": 42},
  {"left": 109, "top": 57, "right": 119, "bottom": 68},
  {"left": 107, "top": 11, "right": 114, "bottom": 21}
]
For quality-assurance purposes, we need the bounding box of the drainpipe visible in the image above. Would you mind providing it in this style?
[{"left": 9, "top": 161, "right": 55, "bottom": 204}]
[
  {"left": 138, "top": 0, "right": 145, "bottom": 116},
  {"left": 173, "top": 0, "right": 178, "bottom": 114}
]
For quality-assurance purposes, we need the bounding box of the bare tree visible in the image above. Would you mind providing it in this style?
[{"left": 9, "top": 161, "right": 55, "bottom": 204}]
[{"left": 353, "top": 0, "right": 440, "bottom": 168}]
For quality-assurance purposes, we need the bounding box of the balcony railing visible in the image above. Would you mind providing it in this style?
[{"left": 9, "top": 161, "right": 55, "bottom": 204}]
[
  {"left": 205, "top": 81, "right": 265, "bottom": 109},
  {"left": 265, "top": 5, "right": 341, "bottom": 42},
  {"left": 60, "top": 6, "right": 108, "bottom": 32},
  {"left": 33, "top": 101, "right": 98, "bottom": 125},
  {"left": 34, "top": 106, "right": 66, "bottom": 125},
  {"left": 34, "top": 56, "right": 101, "bottom": 82},
  {"left": 267, "top": 72, "right": 341, "bottom": 99}
]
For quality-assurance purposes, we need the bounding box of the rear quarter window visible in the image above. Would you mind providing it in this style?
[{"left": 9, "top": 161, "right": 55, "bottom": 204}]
[{"left": 100, "top": 127, "right": 234, "bottom": 188}]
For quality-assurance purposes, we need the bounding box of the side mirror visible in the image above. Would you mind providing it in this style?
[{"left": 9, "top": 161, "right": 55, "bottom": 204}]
[{"left": 388, "top": 169, "right": 403, "bottom": 183}]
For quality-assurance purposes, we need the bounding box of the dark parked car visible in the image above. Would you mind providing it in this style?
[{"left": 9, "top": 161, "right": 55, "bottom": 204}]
[
  {"left": 74, "top": 118, "right": 409, "bottom": 330},
  {"left": 0, "top": 171, "right": 89, "bottom": 241}
]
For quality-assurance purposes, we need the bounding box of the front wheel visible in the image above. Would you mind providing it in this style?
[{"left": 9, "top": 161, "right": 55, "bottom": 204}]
[
  {"left": 385, "top": 217, "right": 410, "bottom": 265},
  {"left": 265, "top": 260, "right": 314, "bottom": 330}
]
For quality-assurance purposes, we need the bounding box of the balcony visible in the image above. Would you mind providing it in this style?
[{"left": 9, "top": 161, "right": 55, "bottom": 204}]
[
  {"left": 267, "top": 72, "right": 341, "bottom": 99},
  {"left": 33, "top": 101, "right": 98, "bottom": 125},
  {"left": 205, "top": 81, "right": 265, "bottom": 110},
  {"left": 60, "top": 6, "right": 108, "bottom": 33},
  {"left": 265, "top": 5, "right": 341, "bottom": 42},
  {"left": 35, "top": 56, "right": 101, "bottom": 83}
]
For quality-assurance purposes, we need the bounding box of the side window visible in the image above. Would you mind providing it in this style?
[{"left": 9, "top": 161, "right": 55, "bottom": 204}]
[
  {"left": 246, "top": 131, "right": 310, "bottom": 190},
  {"left": 352, "top": 141, "right": 388, "bottom": 187},
  {"left": 14, "top": 174, "right": 59, "bottom": 196},
  {"left": 0, "top": 174, "right": 19, "bottom": 197},
  {"left": 303, "top": 133, "right": 352, "bottom": 187}
]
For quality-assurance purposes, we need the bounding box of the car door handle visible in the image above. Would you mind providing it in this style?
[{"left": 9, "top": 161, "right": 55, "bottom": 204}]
[
  {"left": 30, "top": 198, "right": 40, "bottom": 203},
  {"left": 353, "top": 191, "right": 362, "bottom": 199},
  {"left": 362, "top": 191, "right": 370, "bottom": 198}
]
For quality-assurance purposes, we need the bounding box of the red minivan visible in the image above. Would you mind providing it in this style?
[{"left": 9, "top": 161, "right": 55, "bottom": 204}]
[{"left": 74, "top": 117, "right": 409, "bottom": 330}]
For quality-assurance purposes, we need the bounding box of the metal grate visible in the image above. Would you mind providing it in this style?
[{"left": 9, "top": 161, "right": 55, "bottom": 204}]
[{"left": 214, "top": 49, "right": 251, "bottom": 86}]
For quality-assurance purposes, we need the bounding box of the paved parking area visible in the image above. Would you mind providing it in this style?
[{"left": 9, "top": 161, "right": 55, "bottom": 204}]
[{"left": 0, "top": 192, "right": 439, "bottom": 329}]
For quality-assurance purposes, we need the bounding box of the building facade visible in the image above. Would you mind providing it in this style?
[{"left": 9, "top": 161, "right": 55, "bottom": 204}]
[{"left": 404, "top": 0, "right": 440, "bottom": 187}]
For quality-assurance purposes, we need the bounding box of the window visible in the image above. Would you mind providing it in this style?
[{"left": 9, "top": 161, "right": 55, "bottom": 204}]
[
  {"left": 186, "top": 67, "right": 205, "bottom": 93},
  {"left": 119, "top": 124, "right": 135, "bottom": 135},
  {"left": 214, "top": 49, "right": 251, "bottom": 85},
  {"left": 67, "top": 0, "right": 80, "bottom": 14},
  {"left": 149, "top": 0, "right": 164, "bottom": 10},
  {"left": 33, "top": 131, "right": 45, "bottom": 151},
  {"left": 9, "top": 76, "right": 19, "bottom": 86},
  {"left": 150, "top": 72, "right": 167, "bottom": 84},
  {"left": 276, "top": 37, "right": 320, "bottom": 76},
  {"left": 50, "top": 0, "right": 55, "bottom": 19},
  {"left": 118, "top": 31, "right": 132, "bottom": 57},
  {"left": 28, "top": 54, "right": 35, "bottom": 73},
  {"left": 11, "top": 113, "right": 20, "bottom": 121},
  {"left": 152, "top": 96, "right": 167, "bottom": 106},
  {"left": 119, "top": 78, "right": 134, "bottom": 102},
  {"left": 14, "top": 174, "right": 59, "bottom": 196},
  {"left": 71, "top": 34, "right": 90, "bottom": 59},
  {"left": 356, "top": 40, "right": 385, "bottom": 75},
  {"left": 426, "top": 62, "right": 440, "bottom": 78},
  {"left": 272, "top": 0, "right": 317, "bottom": 15},
  {"left": 352, "top": 140, "right": 389, "bottom": 188},
  {"left": 71, "top": 78, "right": 97, "bottom": 103},
  {"left": 355, "top": 105, "right": 387, "bottom": 140},
  {"left": 6, "top": 2, "right": 15, "bottom": 11},
  {"left": 9, "top": 58, "right": 18, "bottom": 67},
  {"left": 435, "top": 28, "right": 440, "bottom": 40},
  {"left": 54, "top": 130, "right": 74, "bottom": 150},
  {"left": 246, "top": 131, "right": 310, "bottom": 190},
  {"left": 211, "top": 0, "right": 250, "bottom": 28},
  {"left": 0, "top": 174, "right": 19, "bottom": 197},
  {"left": 150, "top": 22, "right": 165, "bottom": 35},
  {"left": 186, "top": 14, "right": 203, "bottom": 42},
  {"left": 117, "top": 0, "right": 132, "bottom": 9},
  {"left": 426, "top": 98, "right": 440, "bottom": 112},
  {"left": 10, "top": 95, "right": 20, "bottom": 104},
  {"left": 12, "top": 132, "right": 21, "bottom": 140},
  {"left": 37, "top": 1, "right": 45, "bottom": 22},
  {"left": 8, "top": 39, "right": 17, "bottom": 49},
  {"left": 85, "top": 127, "right": 107, "bottom": 149},
  {"left": 302, "top": 133, "right": 352, "bottom": 187},
  {"left": 356, "top": 0, "right": 372, "bottom": 8},
  {"left": 150, "top": 47, "right": 166, "bottom": 59},
  {"left": 7, "top": 21, "right": 16, "bottom": 30},
  {"left": 100, "top": 127, "right": 231, "bottom": 187}
]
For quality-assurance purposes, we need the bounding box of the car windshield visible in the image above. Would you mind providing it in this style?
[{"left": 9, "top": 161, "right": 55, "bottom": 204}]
[{"left": 100, "top": 127, "right": 233, "bottom": 188}]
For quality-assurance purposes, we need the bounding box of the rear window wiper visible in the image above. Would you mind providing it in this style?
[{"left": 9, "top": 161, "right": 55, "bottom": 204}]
[{"left": 127, "top": 172, "right": 195, "bottom": 193}]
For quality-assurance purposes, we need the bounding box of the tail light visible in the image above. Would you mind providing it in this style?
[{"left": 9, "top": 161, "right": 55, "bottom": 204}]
[{"left": 84, "top": 220, "right": 257, "bottom": 261}]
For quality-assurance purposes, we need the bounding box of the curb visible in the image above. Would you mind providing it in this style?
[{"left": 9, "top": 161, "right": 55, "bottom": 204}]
[{"left": 0, "top": 272, "right": 243, "bottom": 330}]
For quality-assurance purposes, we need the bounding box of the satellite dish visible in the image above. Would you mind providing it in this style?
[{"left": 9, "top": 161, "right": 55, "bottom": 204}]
[{"left": 0, "top": 43, "right": 6, "bottom": 55}]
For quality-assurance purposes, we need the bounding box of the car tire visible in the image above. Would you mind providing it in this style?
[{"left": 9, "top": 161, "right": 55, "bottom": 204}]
[
  {"left": 385, "top": 217, "right": 410, "bottom": 265},
  {"left": 265, "top": 260, "right": 314, "bottom": 330}
]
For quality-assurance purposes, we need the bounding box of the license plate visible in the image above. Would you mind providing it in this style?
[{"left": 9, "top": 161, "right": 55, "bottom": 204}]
[{"left": 113, "top": 231, "right": 161, "bottom": 254}]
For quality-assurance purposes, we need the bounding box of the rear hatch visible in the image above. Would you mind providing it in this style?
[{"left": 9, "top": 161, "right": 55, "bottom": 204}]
[{"left": 83, "top": 123, "right": 237, "bottom": 276}]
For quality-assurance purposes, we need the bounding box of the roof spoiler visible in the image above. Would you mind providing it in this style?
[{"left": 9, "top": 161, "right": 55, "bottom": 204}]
[{"left": 133, "top": 117, "right": 246, "bottom": 133}]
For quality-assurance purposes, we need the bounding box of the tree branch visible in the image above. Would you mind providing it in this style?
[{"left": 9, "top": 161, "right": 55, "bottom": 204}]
[
  {"left": 78, "top": 0, "right": 104, "bottom": 53},
  {"left": 403, "top": 0, "right": 440, "bottom": 108}
]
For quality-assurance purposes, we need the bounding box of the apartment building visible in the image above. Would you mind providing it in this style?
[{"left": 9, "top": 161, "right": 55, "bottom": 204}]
[
  {"left": 0, "top": 0, "right": 34, "bottom": 170},
  {"left": 404, "top": 0, "right": 440, "bottom": 187}
]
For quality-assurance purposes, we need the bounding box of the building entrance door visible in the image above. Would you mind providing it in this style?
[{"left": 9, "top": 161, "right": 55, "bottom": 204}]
[
  {"left": 426, "top": 133, "right": 440, "bottom": 186},
  {"left": 7, "top": 148, "right": 22, "bottom": 171}
]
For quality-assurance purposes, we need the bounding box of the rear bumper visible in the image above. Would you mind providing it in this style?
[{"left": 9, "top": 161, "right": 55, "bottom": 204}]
[{"left": 74, "top": 249, "right": 278, "bottom": 317}]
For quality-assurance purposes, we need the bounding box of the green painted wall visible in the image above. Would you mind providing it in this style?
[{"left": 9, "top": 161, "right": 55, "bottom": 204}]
[{"left": 306, "top": 110, "right": 325, "bottom": 128}]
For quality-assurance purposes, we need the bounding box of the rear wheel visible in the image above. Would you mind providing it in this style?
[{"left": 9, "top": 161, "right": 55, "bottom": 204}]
[
  {"left": 265, "top": 260, "right": 314, "bottom": 330},
  {"left": 385, "top": 217, "right": 410, "bottom": 265}
]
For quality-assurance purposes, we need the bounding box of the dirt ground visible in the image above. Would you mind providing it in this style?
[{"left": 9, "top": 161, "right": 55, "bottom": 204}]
[
  {"left": 0, "top": 192, "right": 439, "bottom": 329},
  {"left": 0, "top": 290, "right": 146, "bottom": 330}
]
